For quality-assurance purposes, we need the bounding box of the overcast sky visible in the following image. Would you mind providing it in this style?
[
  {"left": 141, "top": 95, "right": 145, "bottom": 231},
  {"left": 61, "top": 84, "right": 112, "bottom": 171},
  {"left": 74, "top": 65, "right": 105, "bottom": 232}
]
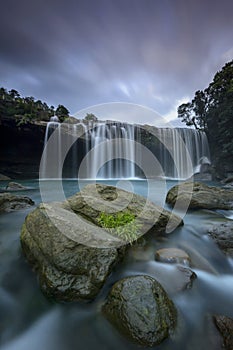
[{"left": 0, "top": 0, "right": 232, "bottom": 125}]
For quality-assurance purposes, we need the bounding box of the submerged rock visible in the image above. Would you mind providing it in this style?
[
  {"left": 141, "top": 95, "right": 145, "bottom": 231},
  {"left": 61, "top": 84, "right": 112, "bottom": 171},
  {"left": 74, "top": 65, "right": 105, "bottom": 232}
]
[
  {"left": 155, "top": 248, "right": 191, "bottom": 266},
  {"left": 0, "top": 193, "right": 34, "bottom": 212},
  {"left": 166, "top": 182, "right": 233, "bottom": 210},
  {"left": 102, "top": 275, "right": 177, "bottom": 347},
  {"left": 213, "top": 315, "right": 233, "bottom": 350},
  {"left": 208, "top": 222, "right": 233, "bottom": 257},
  {"left": 20, "top": 184, "right": 182, "bottom": 302}
]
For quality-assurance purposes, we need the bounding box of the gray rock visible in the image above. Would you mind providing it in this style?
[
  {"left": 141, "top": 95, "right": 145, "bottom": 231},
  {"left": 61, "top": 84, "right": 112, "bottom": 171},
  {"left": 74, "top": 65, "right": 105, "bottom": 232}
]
[
  {"left": 213, "top": 315, "right": 233, "bottom": 350},
  {"left": 67, "top": 184, "right": 183, "bottom": 236},
  {"left": 21, "top": 202, "right": 125, "bottom": 302},
  {"left": 102, "top": 275, "right": 177, "bottom": 347},
  {"left": 166, "top": 182, "right": 233, "bottom": 210},
  {"left": 0, "top": 193, "right": 34, "bottom": 212},
  {"left": 6, "top": 182, "right": 28, "bottom": 191},
  {"left": 20, "top": 184, "right": 183, "bottom": 302},
  {"left": 155, "top": 248, "right": 191, "bottom": 266},
  {"left": 0, "top": 174, "right": 11, "bottom": 181},
  {"left": 208, "top": 222, "right": 233, "bottom": 257}
]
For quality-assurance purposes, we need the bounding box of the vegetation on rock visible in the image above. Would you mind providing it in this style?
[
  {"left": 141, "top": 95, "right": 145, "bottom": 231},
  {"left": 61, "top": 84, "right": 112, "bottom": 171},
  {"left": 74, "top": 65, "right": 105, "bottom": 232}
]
[{"left": 97, "top": 211, "right": 141, "bottom": 244}]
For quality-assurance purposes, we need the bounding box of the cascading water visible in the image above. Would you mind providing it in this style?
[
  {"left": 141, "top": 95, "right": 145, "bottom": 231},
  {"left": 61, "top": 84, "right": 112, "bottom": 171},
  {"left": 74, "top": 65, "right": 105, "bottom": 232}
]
[
  {"left": 157, "top": 128, "right": 210, "bottom": 179},
  {"left": 88, "top": 122, "right": 136, "bottom": 179},
  {"left": 40, "top": 120, "right": 210, "bottom": 180},
  {"left": 40, "top": 121, "right": 62, "bottom": 179}
]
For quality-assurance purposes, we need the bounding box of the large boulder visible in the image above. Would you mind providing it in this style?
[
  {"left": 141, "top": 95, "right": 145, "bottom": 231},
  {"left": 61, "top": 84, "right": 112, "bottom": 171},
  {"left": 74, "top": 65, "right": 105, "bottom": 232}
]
[
  {"left": 21, "top": 202, "right": 126, "bottom": 302},
  {"left": 208, "top": 222, "right": 233, "bottom": 257},
  {"left": 67, "top": 184, "right": 183, "bottom": 235},
  {"left": 102, "top": 275, "right": 177, "bottom": 347},
  {"left": 166, "top": 182, "right": 233, "bottom": 210},
  {"left": 20, "top": 184, "right": 183, "bottom": 302},
  {"left": 0, "top": 193, "right": 34, "bottom": 212}
]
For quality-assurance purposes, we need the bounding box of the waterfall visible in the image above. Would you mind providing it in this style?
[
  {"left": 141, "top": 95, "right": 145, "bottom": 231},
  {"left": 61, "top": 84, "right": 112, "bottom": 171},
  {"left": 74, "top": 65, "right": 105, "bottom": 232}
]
[
  {"left": 40, "top": 121, "right": 62, "bottom": 179},
  {"left": 157, "top": 128, "right": 210, "bottom": 179},
  {"left": 40, "top": 121, "right": 210, "bottom": 180},
  {"left": 88, "top": 122, "right": 136, "bottom": 179}
]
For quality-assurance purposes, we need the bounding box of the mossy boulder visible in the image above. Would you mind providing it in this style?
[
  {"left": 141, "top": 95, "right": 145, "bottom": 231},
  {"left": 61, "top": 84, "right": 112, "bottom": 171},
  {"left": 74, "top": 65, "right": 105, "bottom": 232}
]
[
  {"left": 67, "top": 184, "right": 183, "bottom": 235},
  {"left": 102, "top": 275, "right": 177, "bottom": 347},
  {"left": 20, "top": 202, "right": 125, "bottom": 302},
  {"left": 166, "top": 182, "right": 233, "bottom": 210},
  {"left": 0, "top": 193, "right": 34, "bottom": 212},
  {"left": 20, "top": 184, "right": 183, "bottom": 302}
]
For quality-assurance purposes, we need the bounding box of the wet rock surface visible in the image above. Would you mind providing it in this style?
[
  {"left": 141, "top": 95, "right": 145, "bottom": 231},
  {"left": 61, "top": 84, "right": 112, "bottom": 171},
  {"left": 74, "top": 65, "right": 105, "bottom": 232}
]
[
  {"left": 0, "top": 193, "right": 34, "bottom": 212},
  {"left": 102, "top": 275, "right": 177, "bottom": 347},
  {"left": 20, "top": 184, "right": 183, "bottom": 302},
  {"left": 208, "top": 222, "right": 233, "bottom": 257},
  {"left": 5, "top": 182, "right": 29, "bottom": 191},
  {"left": 155, "top": 248, "right": 191, "bottom": 266},
  {"left": 214, "top": 315, "right": 233, "bottom": 350},
  {"left": 166, "top": 182, "right": 233, "bottom": 210}
]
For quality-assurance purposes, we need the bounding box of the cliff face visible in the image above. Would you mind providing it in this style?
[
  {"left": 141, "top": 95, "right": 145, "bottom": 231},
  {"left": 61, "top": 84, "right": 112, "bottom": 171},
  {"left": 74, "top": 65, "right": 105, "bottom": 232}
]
[
  {"left": 0, "top": 116, "right": 46, "bottom": 178},
  {"left": 0, "top": 118, "right": 230, "bottom": 180}
]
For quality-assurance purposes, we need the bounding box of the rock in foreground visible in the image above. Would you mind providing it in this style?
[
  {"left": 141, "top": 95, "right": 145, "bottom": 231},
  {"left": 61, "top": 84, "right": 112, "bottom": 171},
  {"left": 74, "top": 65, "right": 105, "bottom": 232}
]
[
  {"left": 102, "top": 275, "right": 177, "bottom": 347},
  {"left": 166, "top": 182, "right": 233, "bottom": 210},
  {"left": 20, "top": 184, "right": 182, "bottom": 302},
  {"left": 214, "top": 315, "right": 233, "bottom": 350},
  {"left": 0, "top": 193, "right": 34, "bottom": 212}
]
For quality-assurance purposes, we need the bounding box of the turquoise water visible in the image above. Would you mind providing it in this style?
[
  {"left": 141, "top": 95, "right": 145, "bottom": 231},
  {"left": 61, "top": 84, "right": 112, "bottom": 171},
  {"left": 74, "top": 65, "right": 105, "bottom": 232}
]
[{"left": 0, "top": 179, "right": 232, "bottom": 350}]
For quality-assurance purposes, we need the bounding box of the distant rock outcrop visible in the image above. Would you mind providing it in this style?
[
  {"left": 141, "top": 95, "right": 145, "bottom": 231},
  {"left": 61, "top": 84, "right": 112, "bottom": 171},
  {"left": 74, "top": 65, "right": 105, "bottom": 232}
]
[{"left": 166, "top": 182, "right": 233, "bottom": 210}]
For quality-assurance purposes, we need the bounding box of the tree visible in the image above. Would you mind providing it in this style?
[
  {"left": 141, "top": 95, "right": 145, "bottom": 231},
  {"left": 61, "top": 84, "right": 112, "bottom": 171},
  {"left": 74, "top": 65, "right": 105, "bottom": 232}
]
[
  {"left": 177, "top": 60, "right": 233, "bottom": 177},
  {"left": 56, "top": 104, "right": 69, "bottom": 122},
  {"left": 83, "top": 113, "right": 98, "bottom": 122}
]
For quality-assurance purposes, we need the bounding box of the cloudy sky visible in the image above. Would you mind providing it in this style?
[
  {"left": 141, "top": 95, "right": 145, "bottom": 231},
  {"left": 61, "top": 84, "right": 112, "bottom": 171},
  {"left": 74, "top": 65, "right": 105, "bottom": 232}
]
[{"left": 1, "top": 0, "right": 232, "bottom": 125}]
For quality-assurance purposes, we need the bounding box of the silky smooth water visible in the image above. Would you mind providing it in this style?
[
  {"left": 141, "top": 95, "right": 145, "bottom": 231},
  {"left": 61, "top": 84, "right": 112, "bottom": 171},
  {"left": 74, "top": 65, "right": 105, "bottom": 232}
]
[{"left": 0, "top": 179, "right": 232, "bottom": 350}]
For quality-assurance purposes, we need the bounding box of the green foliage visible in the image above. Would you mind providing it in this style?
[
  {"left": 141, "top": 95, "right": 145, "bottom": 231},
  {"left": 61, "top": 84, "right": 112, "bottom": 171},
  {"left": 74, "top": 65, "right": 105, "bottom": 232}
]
[
  {"left": 84, "top": 113, "right": 98, "bottom": 122},
  {"left": 0, "top": 86, "right": 69, "bottom": 124},
  {"left": 97, "top": 211, "right": 142, "bottom": 244},
  {"left": 177, "top": 60, "right": 233, "bottom": 175},
  {"left": 56, "top": 104, "right": 70, "bottom": 122}
]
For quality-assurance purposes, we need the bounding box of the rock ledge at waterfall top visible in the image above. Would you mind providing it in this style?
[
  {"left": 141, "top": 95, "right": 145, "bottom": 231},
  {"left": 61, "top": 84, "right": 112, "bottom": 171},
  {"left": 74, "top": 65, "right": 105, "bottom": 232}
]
[
  {"left": 20, "top": 184, "right": 183, "bottom": 302},
  {"left": 166, "top": 182, "right": 233, "bottom": 210},
  {"left": 102, "top": 275, "right": 177, "bottom": 347}
]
